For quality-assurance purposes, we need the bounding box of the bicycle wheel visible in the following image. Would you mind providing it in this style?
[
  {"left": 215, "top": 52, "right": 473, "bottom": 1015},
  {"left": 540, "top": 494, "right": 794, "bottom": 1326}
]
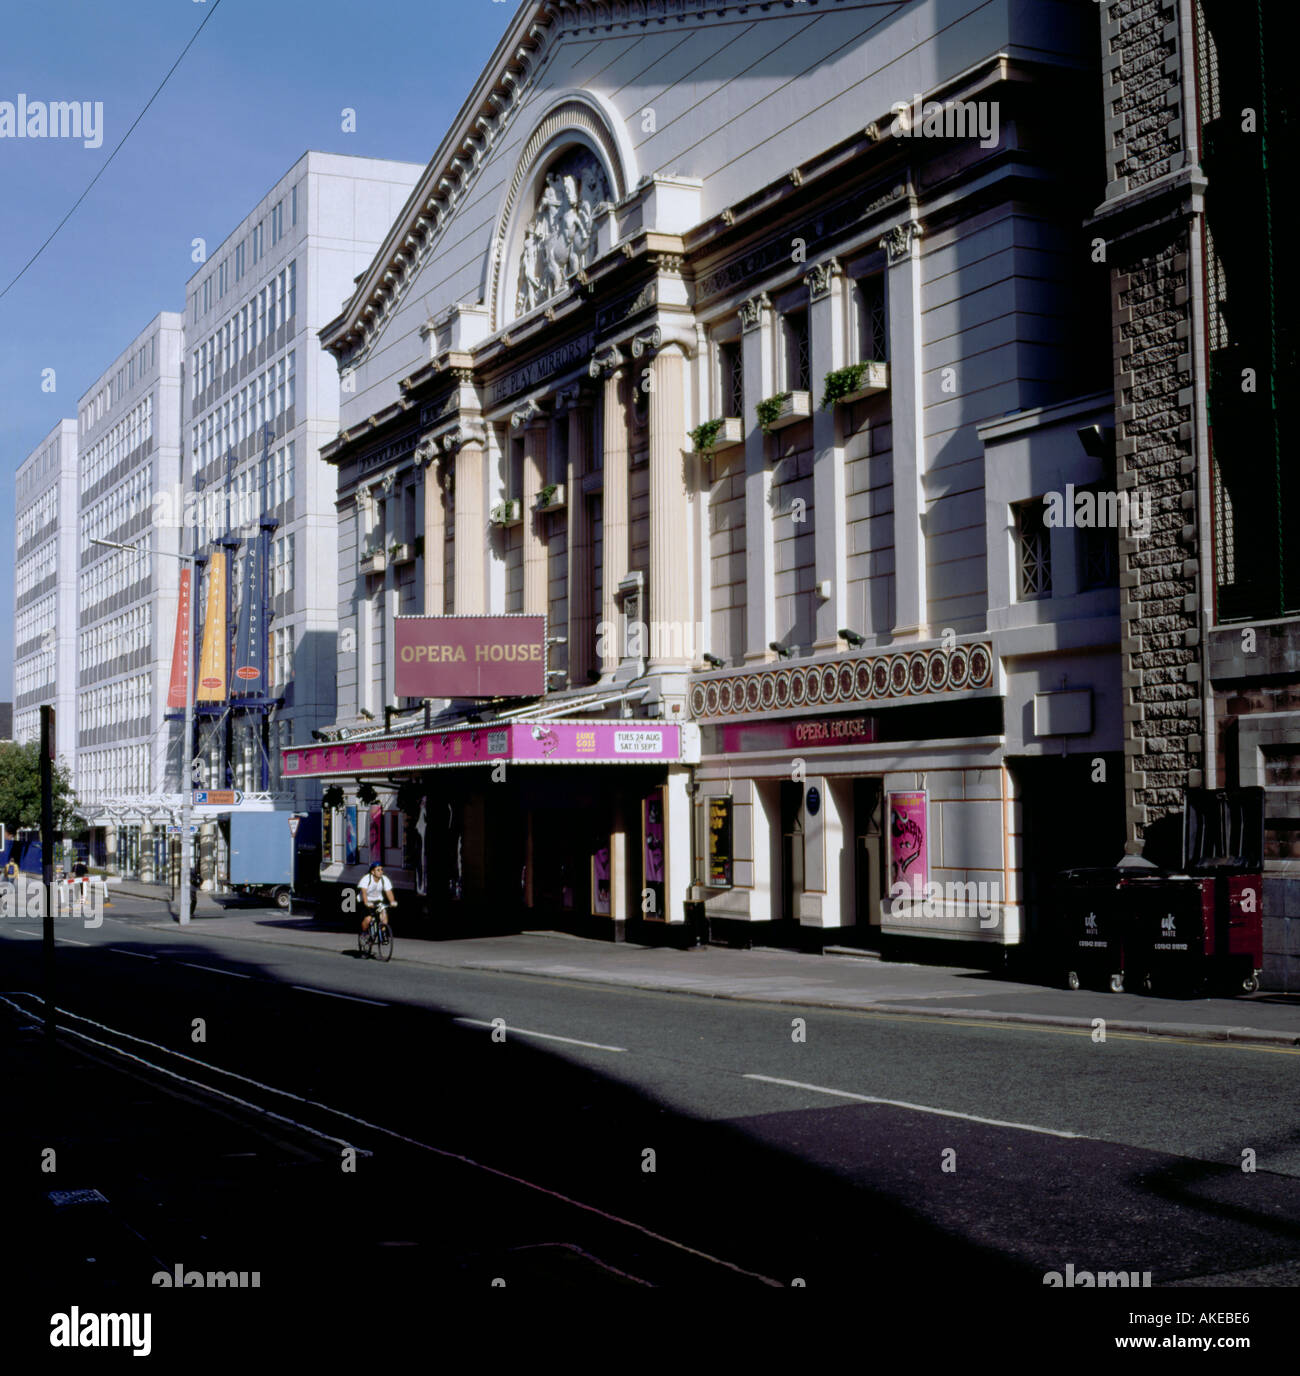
[{"left": 375, "top": 918, "right": 394, "bottom": 961}]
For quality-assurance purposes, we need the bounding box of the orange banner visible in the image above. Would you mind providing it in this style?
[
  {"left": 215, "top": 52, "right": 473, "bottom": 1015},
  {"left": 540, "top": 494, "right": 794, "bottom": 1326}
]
[
  {"left": 166, "top": 568, "right": 192, "bottom": 709},
  {"left": 197, "top": 551, "right": 227, "bottom": 701}
]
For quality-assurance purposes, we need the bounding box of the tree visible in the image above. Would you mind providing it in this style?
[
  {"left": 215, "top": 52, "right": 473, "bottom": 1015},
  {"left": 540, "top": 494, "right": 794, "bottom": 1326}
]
[{"left": 0, "top": 740, "right": 80, "bottom": 834}]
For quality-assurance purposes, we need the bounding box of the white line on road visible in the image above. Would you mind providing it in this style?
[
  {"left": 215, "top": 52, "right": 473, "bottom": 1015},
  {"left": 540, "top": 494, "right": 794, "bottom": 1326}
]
[
  {"left": 1, "top": 989, "right": 778, "bottom": 1286},
  {"left": 179, "top": 962, "right": 251, "bottom": 979},
  {"left": 291, "top": 986, "right": 388, "bottom": 1007},
  {"left": 454, "top": 1017, "right": 626, "bottom": 1052},
  {"left": 115, "top": 950, "right": 158, "bottom": 960},
  {"left": 13, "top": 929, "right": 91, "bottom": 945},
  {"left": 743, "top": 1074, "right": 1090, "bottom": 1139}
]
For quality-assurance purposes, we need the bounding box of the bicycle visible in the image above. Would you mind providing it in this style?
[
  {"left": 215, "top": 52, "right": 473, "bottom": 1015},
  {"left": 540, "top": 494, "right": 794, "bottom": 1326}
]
[{"left": 357, "top": 901, "right": 394, "bottom": 961}]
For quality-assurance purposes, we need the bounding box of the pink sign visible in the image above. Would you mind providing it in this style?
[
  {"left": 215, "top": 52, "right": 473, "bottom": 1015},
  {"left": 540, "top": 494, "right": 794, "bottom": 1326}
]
[
  {"left": 716, "top": 715, "right": 875, "bottom": 754},
  {"left": 887, "top": 790, "right": 929, "bottom": 888},
  {"left": 394, "top": 615, "right": 546, "bottom": 698},
  {"left": 282, "top": 721, "right": 680, "bottom": 777}
]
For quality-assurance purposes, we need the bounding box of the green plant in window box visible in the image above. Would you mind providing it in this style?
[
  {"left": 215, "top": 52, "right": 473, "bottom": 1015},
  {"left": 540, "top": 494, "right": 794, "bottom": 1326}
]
[
  {"left": 690, "top": 419, "right": 725, "bottom": 455},
  {"left": 538, "top": 483, "right": 559, "bottom": 508},
  {"left": 821, "top": 363, "right": 870, "bottom": 409},
  {"left": 756, "top": 393, "right": 789, "bottom": 435}
]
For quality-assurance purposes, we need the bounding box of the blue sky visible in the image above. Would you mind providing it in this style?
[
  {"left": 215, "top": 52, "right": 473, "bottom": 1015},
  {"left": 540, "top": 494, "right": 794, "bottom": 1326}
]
[{"left": 0, "top": 0, "right": 509, "bottom": 697}]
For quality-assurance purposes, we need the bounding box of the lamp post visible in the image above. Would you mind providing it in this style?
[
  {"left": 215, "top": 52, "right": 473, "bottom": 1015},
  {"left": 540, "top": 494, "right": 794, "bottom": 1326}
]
[{"left": 91, "top": 536, "right": 197, "bottom": 925}]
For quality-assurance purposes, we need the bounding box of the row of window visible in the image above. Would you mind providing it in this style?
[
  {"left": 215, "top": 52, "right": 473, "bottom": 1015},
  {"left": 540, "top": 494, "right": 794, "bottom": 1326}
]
[
  {"left": 16, "top": 485, "right": 57, "bottom": 551},
  {"left": 193, "top": 187, "right": 297, "bottom": 322},
  {"left": 79, "top": 546, "right": 151, "bottom": 615},
  {"left": 81, "top": 674, "right": 150, "bottom": 736},
  {"left": 79, "top": 605, "right": 151, "bottom": 674},
  {"left": 80, "top": 468, "right": 151, "bottom": 555},
  {"left": 191, "top": 351, "right": 296, "bottom": 474},
  {"left": 79, "top": 743, "right": 150, "bottom": 800},
  {"left": 78, "top": 339, "right": 156, "bottom": 435},
  {"left": 81, "top": 393, "right": 154, "bottom": 491},
  {"left": 16, "top": 437, "right": 63, "bottom": 506},
  {"left": 15, "top": 594, "right": 55, "bottom": 650},
  {"left": 15, "top": 544, "right": 56, "bottom": 603},
  {"left": 1014, "top": 494, "right": 1117, "bottom": 600},
  {"left": 190, "top": 261, "right": 297, "bottom": 400},
  {"left": 15, "top": 651, "right": 54, "bottom": 702}
]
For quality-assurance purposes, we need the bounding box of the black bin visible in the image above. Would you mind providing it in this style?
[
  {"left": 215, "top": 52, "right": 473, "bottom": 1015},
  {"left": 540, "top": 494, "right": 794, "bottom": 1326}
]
[{"left": 1057, "top": 867, "right": 1128, "bottom": 992}]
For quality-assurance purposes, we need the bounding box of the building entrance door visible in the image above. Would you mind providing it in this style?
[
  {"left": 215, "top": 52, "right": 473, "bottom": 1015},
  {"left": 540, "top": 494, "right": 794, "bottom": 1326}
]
[{"left": 854, "top": 777, "right": 885, "bottom": 947}]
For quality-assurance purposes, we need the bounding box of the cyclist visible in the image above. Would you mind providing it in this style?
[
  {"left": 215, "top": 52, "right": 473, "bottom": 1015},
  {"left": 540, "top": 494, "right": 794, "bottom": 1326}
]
[{"left": 358, "top": 862, "right": 396, "bottom": 938}]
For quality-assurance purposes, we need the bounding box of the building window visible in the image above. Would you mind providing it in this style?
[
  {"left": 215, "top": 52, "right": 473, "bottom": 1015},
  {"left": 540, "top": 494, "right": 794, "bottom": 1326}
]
[
  {"left": 287, "top": 260, "right": 296, "bottom": 320},
  {"left": 1077, "top": 487, "right": 1119, "bottom": 590},
  {"left": 1015, "top": 499, "right": 1052, "bottom": 600},
  {"left": 783, "top": 310, "right": 811, "bottom": 392},
  {"left": 271, "top": 200, "right": 284, "bottom": 244},
  {"left": 291, "top": 184, "right": 297, "bottom": 227},
  {"left": 855, "top": 273, "right": 887, "bottom": 362},
  {"left": 719, "top": 340, "right": 742, "bottom": 417}
]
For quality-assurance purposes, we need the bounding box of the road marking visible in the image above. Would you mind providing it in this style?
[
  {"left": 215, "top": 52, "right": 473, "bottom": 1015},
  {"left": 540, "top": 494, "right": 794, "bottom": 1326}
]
[
  {"left": 179, "top": 962, "right": 251, "bottom": 979},
  {"left": 743, "top": 1074, "right": 1090, "bottom": 1139},
  {"left": 291, "top": 986, "right": 387, "bottom": 1007},
  {"left": 453, "top": 1018, "right": 626, "bottom": 1052},
  {"left": 14, "top": 929, "right": 92, "bottom": 945},
  {"left": 115, "top": 950, "right": 157, "bottom": 960},
  {"left": 1, "top": 990, "right": 779, "bottom": 1287}
]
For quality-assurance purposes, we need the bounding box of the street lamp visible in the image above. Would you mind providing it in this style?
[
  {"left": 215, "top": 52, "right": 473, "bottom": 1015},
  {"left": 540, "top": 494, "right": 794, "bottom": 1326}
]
[{"left": 91, "top": 535, "right": 197, "bottom": 926}]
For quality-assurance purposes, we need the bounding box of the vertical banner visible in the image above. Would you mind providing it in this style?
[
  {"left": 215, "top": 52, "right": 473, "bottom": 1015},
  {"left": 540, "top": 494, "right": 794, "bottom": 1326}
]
[
  {"left": 414, "top": 796, "right": 428, "bottom": 898},
  {"left": 887, "top": 790, "right": 929, "bottom": 891},
  {"left": 368, "top": 804, "right": 383, "bottom": 863},
  {"left": 166, "top": 567, "right": 193, "bottom": 709},
  {"left": 231, "top": 537, "right": 264, "bottom": 695},
  {"left": 197, "top": 550, "right": 228, "bottom": 701},
  {"left": 707, "top": 796, "right": 734, "bottom": 888},
  {"left": 642, "top": 789, "right": 665, "bottom": 921},
  {"left": 344, "top": 806, "right": 358, "bottom": 865}
]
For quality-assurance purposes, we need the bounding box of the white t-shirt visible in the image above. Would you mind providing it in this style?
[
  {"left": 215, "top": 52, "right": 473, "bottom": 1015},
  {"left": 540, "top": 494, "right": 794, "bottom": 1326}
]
[{"left": 359, "top": 874, "right": 394, "bottom": 905}]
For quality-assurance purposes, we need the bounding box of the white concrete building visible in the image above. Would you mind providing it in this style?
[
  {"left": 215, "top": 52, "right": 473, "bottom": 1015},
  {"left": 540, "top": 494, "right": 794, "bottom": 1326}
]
[
  {"left": 179, "top": 151, "right": 422, "bottom": 876},
  {"left": 74, "top": 313, "right": 185, "bottom": 876},
  {"left": 13, "top": 420, "right": 79, "bottom": 764}
]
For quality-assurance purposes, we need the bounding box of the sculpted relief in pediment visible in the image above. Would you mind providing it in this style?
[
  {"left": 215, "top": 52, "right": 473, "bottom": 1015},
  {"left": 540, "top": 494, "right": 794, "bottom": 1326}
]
[{"left": 515, "top": 148, "right": 613, "bottom": 317}]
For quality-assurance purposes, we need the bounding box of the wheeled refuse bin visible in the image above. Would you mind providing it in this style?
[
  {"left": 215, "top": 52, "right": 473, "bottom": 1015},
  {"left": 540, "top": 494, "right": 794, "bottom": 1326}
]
[
  {"left": 1121, "top": 788, "right": 1264, "bottom": 996},
  {"left": 1057, "top": 867, "right": 1129, "bottom": 992}
]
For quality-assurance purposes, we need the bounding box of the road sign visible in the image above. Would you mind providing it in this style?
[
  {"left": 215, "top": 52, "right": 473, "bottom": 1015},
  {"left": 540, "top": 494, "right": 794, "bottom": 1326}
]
[
  {"left": 287, "top": 816, "right": 300, "bottom": 837},
  {"left": 193, "top": 789, "right": 242, "bottom": 806},
  {"left": 166, "top": 825, "right": 199, "bottom": 835}
]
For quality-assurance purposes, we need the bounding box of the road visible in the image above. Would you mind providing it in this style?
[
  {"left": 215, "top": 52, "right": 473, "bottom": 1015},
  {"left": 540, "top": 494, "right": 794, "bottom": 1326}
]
[{"left": 3, "top": 896, "right": 1298, "bottom": 1307}]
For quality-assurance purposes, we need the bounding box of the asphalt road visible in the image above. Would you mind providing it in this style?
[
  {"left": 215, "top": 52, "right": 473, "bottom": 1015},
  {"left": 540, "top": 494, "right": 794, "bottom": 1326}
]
[{"left": 3, "top": 896, "right": 1298, "bottom": 1301}]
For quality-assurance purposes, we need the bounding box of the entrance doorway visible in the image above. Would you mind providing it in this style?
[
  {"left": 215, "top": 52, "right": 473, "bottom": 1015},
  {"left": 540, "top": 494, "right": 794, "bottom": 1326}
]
[
  {"left": 778, "top": 780, "right": 805, "bottom": 935},
  {"left": 853, "top": 777, "right": 885, "bottom": 948}
]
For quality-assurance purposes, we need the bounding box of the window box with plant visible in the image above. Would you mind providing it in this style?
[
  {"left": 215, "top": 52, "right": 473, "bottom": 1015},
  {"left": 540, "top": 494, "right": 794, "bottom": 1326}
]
[
  {"left": 389, "top": 540, "right": 414, "bottom": 565},
  {"left": 489, "top": 498, "right": 522, "bottom": 527},
  {"left": 690, "top": 417, "right": 744, "bottom": 456},
  {"left": 534, "top": 483, "right": 566, "bottom": 511},
  {"left": 820, "top": 361, "right": 890, "bottom": 409},
  {"left": 756, "top": 391, "right": 811, "bottom": 434},
  {"left": 359, "top": 539, "right": 386, "bottom": 573}
]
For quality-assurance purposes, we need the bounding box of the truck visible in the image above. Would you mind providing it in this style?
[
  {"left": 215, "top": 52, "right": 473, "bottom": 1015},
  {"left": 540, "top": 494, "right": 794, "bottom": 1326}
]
[{"left": 225, "top": 811, "right": 294, "bottom": 909}]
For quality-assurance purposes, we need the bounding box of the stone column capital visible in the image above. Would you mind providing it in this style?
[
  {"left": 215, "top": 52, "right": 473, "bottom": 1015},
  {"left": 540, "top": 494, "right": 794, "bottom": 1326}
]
[
  {"left": 879, "top": 220, "right": 923, "bottom": 265},
  {"left": 739, "top": 292, "right": 770, "bottom": 332},
  {"left": 588, "top": 344, "right": 625, "bottom": 379},
  {"left": 804, "top": 257, "right": 842, "bottom": 301},
  {"left": 510, "top": 398, "right": 548, "bottom": 430}
]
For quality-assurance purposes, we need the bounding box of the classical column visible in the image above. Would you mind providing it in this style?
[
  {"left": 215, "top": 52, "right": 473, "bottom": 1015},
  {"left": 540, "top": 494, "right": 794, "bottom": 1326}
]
[
  {"left": 741, "top": 292, "right": 777, "bottom": 662},
  {"left": 449, "top": 423, "right": 486, "bottom": 614},
  {"left": 415, "top": 437, "right": 444, "bottom": 616},
  {"left": 563, "top": 387, "right": 594, "bottom": 684},
  {"left": 590, "top": 345, "right": 628, "bottom": 675},
  {"left": 513, "top": 400, "right": 548, "bottom": 616},
  {"left": 641, "top": 330, "right": 691, "bottom": 669},
  {"left": 805, "top": 258, "right": 848, "bottom": 651},
  {"left": 879, "top": 220, "right": 927, "bottom": 637}
]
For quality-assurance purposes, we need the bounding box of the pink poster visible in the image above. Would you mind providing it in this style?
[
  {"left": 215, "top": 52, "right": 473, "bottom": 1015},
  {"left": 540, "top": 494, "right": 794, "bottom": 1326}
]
[
  {"left": 887, "top": 790, "right": 928, "bottom": 888},
  {"left": 368, "top": 805, "right": 383, "bottom": 862}
]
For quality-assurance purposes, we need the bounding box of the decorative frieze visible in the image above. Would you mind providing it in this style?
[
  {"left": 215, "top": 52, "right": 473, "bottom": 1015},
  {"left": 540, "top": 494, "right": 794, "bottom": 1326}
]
[{"left": 688, "top": 643, "right": 995, "bottom": 720}]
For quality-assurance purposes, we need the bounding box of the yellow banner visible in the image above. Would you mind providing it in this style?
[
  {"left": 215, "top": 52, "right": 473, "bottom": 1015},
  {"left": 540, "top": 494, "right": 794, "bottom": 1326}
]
[{"left": 197, "top": 550, "right": 227, "bottom": 701}]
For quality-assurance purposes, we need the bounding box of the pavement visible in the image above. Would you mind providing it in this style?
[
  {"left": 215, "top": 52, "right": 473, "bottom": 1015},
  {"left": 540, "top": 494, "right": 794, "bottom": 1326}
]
[{"left": 108, "top": 890, "right": 1300, "bottom": 1048}]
